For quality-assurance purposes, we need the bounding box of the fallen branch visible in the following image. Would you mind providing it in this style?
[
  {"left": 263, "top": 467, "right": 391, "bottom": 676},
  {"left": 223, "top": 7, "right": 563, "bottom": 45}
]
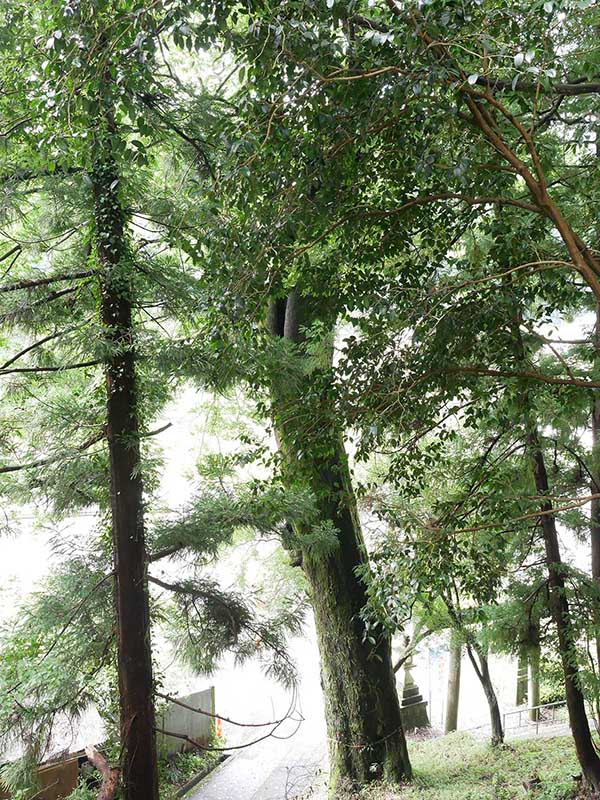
[{"left": 84, "top": 746, "right": 120, "bottom": 800}]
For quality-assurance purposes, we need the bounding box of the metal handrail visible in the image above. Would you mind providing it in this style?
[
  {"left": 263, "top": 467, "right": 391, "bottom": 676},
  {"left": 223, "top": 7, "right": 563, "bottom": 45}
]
[{"left": 503, "top": 700, "right": 567, "bottom": 736}]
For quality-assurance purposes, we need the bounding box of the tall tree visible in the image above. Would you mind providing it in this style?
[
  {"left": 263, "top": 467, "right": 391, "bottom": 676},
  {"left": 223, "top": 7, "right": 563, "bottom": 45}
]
[{"left": 267, "top": 293, "right": 411, "bottom": 789}]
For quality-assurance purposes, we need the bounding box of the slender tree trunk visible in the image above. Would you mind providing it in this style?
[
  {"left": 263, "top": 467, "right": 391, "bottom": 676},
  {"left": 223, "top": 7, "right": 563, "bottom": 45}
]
[
  {"left": 528, "top": 429, "right": 600, "bottom": 790},
  {"left": 507, "top": 291, "right": 600, "bottom": 788},
  {"left": 465, "top": 643, "right": 504, "bottom": 745},
  {"left": 93, "top": 112, "right": 159, "bottom": 800},
  {"left": 267, "top": 292, "right": 411, "bottom": 794},
  {"left": 516, "top": 646, "right": 528, "bottom": 706},
  {"left": 591, "top": 301, "right": 600, "bottom": 681},
  {"left": 445, "top": 630, "right": 461, "bottom": 734},
  {"left": 528, "top": 643, "right": 541, "bottom": 722}
]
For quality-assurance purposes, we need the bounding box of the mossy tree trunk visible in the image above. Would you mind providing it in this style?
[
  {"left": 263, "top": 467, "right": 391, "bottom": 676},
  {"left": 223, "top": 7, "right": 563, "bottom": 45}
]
[
  {"left": 267, "top": 292, "right": 411, "bottom": 794},
  {"left": 93, "top": 107, "right": 159, "bottom": 800}
]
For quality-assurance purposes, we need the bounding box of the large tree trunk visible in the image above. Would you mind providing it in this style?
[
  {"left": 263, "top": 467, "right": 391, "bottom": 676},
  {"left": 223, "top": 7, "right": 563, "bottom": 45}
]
[
  {"left": 444, "top": 630, "right": 461, "bottom": 734},
  {"left": 93, "top": 112, "right": 159, "bottom": 800},
  {"left": 516, "top": 646, "right": 528, "bottom": 707},
  {"left": 267, "top": 293, "right": 411, "bottom": 794},
  {"left": 465, "top": 643, "right": 504, "bottom": 745},
  {"left": 528, "top": 429, "right": 600, "bottom": 791}
]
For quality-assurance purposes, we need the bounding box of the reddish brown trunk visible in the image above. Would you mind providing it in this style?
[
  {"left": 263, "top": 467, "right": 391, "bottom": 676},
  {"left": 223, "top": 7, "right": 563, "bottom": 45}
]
[
  {"left": 93, "top": 117, "right": 159, "bottom": 800},
  {"left": 592, "top": 302, "right": 600, "bottom": 678}
]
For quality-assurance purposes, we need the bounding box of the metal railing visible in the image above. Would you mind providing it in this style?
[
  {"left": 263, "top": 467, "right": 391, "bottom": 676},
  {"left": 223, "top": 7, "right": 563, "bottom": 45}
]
[{"left": 502, "top": 700, "right": 567, "bottom": 736}]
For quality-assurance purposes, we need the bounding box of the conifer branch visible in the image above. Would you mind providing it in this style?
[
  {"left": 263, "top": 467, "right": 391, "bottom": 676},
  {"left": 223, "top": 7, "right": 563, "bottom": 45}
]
[
  {"left": 0, "top": 360, "right": 99, "bottom": 376},
  {"left": 0, "top": 270, "right": 94, "bottom": 294},
  {"left": 0, "top": 324, "right": 85, "bottom": 370},
  {"left": 0, "top": 429, "right": 105, "bottom": 474}
]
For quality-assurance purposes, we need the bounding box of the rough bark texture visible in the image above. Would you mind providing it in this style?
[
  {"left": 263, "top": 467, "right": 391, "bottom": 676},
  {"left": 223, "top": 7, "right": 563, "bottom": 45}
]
[
  {"left": 466, "top": 644, "right": 504, "bottom": 745},
  {"left": 529, "top": 429, "right": 600, "bottom": 791},
  {"left": 516, "top": 647, "right": 528, "bottom": 707},
  {"left": 93, "top": 117, "right": 159, "bottom": 800},
  {"left": 528, "top": 642, "right": 541, "bottom": 722},
  {"left": 267, "top": 293, "right": 411, "bottom": 794},
  {"left": 444, "top": 630, "right": 461, "bottom": 734}
]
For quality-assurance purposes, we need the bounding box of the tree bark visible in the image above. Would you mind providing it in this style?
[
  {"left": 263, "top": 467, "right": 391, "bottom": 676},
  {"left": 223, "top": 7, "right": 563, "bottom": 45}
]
[
  {"left": 92, "top": 111, "right": 159, "bottom": 800},
  {"left": 267, "top": 292, "right": 411, "bottom": 794},
  {"left": 465, "top": 643, "right": 504, "bottom": 745},
  {"left": 516, "top": 646, "right": 528, "bottom": 706},
  {"left": 85, "top": 746, "right": 120, "bottom": 800},
  {"left": 528, "top": 642, "right": 541, "bottom": 722},
  {"left": 528, "top": 429, "right": 600, "bottom": 790},
  {"left": 506, "top": 292, "right": 600, "bottom": 787},
  {"left": 444, "top": 630, "right": 461, "bottom": 734},
  {"left": 591, "top": 301, "right": 600, "bottom": 682}
]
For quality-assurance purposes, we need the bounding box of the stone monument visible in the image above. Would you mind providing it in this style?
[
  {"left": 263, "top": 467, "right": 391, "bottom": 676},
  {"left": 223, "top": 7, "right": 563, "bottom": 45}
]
[{"left": 400, "top": 652, "right": 431, "bottom": 730}]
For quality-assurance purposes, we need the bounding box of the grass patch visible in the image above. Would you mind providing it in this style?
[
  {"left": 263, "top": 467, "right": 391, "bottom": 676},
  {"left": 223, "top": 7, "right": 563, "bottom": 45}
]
[
  {"left": 354, "top": 734, "right": 580, "bottom": 800},
  {"left": 159, "top": 744, "right": 222, "bottom": 800}
]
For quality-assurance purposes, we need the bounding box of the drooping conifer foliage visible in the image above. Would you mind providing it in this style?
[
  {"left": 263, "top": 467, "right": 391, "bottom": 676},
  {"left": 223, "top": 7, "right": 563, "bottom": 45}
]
[{"left": 2, "top": 1, "right": 600, "bottom": 798}]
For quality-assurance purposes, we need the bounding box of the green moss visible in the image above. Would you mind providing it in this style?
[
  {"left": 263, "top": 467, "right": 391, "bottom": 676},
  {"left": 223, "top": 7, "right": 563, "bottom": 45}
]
[{"left": 350, "top": 734, "right": 580, "bottom": 800}]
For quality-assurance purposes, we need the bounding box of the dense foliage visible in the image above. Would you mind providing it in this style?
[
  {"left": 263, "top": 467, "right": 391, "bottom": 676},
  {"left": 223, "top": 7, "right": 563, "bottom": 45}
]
[{"left": 2, "top": 0, "right": 600, "bottom": 797}]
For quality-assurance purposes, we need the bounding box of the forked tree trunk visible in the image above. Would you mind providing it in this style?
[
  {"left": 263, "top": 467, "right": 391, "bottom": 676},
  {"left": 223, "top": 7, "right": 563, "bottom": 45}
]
[
  {"left": 516, "top": 647, "right": 528, "bottom": 707},
  {"left": 267, "top": 292, "right": 411, "bottom": 794},
  {"left": 465, "top": 643, "right": 504, "bottom": 745},
  {"left": 528, "top": 429, "right": 600, "bottom": 791},
  {"left": 93, "top": 111, "right": 159, "bottom": 800},
  {"left": 444, "top": 630, "right": 461, "bottom": 734}
]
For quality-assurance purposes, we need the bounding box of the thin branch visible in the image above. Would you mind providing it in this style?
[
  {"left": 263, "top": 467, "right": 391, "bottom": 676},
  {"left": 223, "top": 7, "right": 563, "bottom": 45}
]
[
  {"left": 0, "top": 244, "right": 21, "bottom": 265},
  {"left": 0, "top": 324, "right": 84, "bottom": 370},
  {"left": 0, "top": 429, "right": 105, "bottom": 474},
  {"left": 291, "top": 193, "right": 541, "bottom": 259},
  {"left": 0, "top": 359, "right": 99, "bottom": 376},
  {"left": 443, "top": 365, "right": 600, "bottom": 390},
  {"left": 429, "top": 492, "right": 600, "bottom": 535},
  {"left": 155, "top": 692, "right": 289, "bottom": 729},
  {"left": 0, "top": 270, "right": 94, "bottom": 294},
  {"left": 154, "top": 719, "right": 295, "bottom": 752}
]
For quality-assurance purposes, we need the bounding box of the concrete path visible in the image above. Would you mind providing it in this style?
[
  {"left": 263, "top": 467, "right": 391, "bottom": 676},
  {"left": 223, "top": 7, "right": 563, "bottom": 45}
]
[
  {"left": 188, "top": 620, "right": 327, "bottom": 800},
  {"left": 188, "top": 725, "right": 327, "bottom": 800}
]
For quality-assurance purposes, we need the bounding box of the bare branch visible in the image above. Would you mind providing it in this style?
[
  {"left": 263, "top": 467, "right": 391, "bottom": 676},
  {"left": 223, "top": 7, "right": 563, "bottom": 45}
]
[{"left": 156, "top": 691, "right": 289, "bottom": 728}]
